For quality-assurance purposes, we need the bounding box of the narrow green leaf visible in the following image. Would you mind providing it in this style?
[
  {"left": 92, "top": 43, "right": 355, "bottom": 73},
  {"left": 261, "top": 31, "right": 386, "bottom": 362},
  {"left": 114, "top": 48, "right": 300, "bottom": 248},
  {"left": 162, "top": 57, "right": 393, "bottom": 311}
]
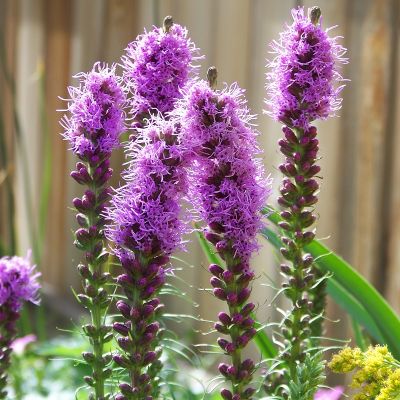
[
  {"left": 351, "top": 319, "right": 367, "bottom": 351},
  {"left": 262, "top": 206, "right": 400, "bottom": 359}
]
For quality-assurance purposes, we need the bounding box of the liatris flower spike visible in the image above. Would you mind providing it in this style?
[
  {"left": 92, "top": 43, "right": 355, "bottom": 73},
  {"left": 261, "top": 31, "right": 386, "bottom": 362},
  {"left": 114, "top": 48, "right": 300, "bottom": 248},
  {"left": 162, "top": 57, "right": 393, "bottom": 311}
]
[
  {"left": 61, "top": 63, "right": 125, "bottom": 399},
  {"left": 264, "top": 6, "right": 346, "bottom": 393},
  {"left": 0, "top": 253, "right": 40, "bottom": 399},
  {"left": 178, "top": 67, "right": 271, "bottom": 400},
  {"left": 106, "top": 116, "right": 188, "bottom": 400},
  {"left": 122, "top": 16, "right": 200, "bottom": 127}
]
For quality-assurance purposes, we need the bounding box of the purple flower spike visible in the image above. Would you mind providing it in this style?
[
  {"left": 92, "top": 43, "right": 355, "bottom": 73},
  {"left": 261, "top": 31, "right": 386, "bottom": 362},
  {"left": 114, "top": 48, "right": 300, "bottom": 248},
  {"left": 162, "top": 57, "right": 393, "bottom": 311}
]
[
  {"left": 0, "top": 253, "right": 40, "bottom": 398},
  {"left": 106, "top": 116, "right": 188, "bottom": 399},
  {"left": 177, "top": 67, "right": 271, "bottom": 398},
  {"left": 62, "top": 62, "right": 125, "bottom": 399},
  {"left": 122, "top": 16, "right": 201, "bottom": 124},
  {"left": 264, "top": 7, "right": 347, "bottom": 396},
  {"left": 62, "top": 63, "right": 125, "bottom": 159},
  {"left": 266, "top": 6, "right": 347, "bottom": 129}
]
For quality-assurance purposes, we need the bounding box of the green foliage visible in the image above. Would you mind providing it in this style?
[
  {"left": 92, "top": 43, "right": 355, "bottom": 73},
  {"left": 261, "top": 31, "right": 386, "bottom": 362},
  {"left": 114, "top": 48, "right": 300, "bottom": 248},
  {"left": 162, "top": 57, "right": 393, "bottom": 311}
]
[
  {"left": 286, "top": 353, "right": 325, "bottom": 400},
  {"left": 262, "top": 206, "right": 400, "bottom": 360}
]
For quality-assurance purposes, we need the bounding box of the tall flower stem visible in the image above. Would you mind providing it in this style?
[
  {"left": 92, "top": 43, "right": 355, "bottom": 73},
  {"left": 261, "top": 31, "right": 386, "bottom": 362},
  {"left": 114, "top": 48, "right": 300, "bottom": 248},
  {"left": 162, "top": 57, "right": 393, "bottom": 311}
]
[
  {"left": 63, "top": 64, "right": 125, "bottom": 399},
  {"left": 107, "top": 119, "right": 188, "bottom": 399},
  {"left": 179, "top": 68, "right": 270, "bottom": 400},
  {"left": 277, "top": 124, "right": 320, "bottom": 378},
  {"left": 264, "top": 6, "right": 346, "bottom": 393}
]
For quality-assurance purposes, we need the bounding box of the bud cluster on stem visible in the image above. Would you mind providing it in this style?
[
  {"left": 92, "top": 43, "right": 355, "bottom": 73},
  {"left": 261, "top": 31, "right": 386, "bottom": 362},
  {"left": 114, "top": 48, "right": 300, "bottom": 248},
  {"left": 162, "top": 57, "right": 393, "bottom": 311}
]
[
  {"left": 264, "top": 6, "right": 347, "bottom": 396},
  {"left": 62, "top": 64, "right": 125, "bottom": 399},
  {"left": 106, "top": 118, "right": 188, "bottom": 399},
  {"left": 177, "top": 68, "right": 270, "bottom": 399}
]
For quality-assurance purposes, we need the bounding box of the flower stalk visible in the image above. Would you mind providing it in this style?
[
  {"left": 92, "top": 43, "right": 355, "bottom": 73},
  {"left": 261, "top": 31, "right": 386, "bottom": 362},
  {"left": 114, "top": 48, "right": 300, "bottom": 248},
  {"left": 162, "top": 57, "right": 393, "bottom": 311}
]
[
  {"left": 62, "top": 64, "right": 125, "bottom": 399},
  {"left": 106, "top": 118, "right": 188, "bottom": 399},
  {"left": 178, "top": 68, "right": 270, "bottom": 399},
  {"left": 264, "top": 6, "right": 347, "bottom": 394}
]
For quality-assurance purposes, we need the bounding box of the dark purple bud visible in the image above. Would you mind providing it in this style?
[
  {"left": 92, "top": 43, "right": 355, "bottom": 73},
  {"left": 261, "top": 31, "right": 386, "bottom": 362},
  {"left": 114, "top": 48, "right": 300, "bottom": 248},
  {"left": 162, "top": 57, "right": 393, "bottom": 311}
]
[
  {"left": 72, "top": 197, "right": 85, "bottom": 212},
  {"left": 237, "top": 270, "right": 255, "bottom": 285},
  {"left": 145, "top": 322, "right": 159, "bottom": 334},
  {"left": 222, "top": 270, "right": 234, "bottom": 283},
  {"left": 76, "top": 228, "right": 90, "bottom": 245},
  {"left": 210, "top": 277, "right": 223, "bottom": 288},
  {"left": 293, "top": 152, "right": 301, "bottom": 162},
  {"left": 139, "top": 373, "right": 150, "bottom": 383},
  {"left": 217, "top": 338, "right": 229, "bottom": 350},
  {"left": 227, "top": 365, "right": 237, "bottom": 376},
  {"left": 213, "top": 288, "right": 226, "bottom": 300},
  {"left": 209, "top": 264, "right": 224, "bottom": 276},
  {"left": 143, "top": 286, "right": 156, "bottom": 299},
  {"left": 280, "top": 264, "right": 291, "bottom": 274},
  {"left": 98, "top": 187, "right": 112, "bottom": 203},
  {"left": 152, "top": 255, "right": 170, "bottom": 266},
  {"left": 205, "top": 231, "right": 221, "bottom": 245},
  {"left": 308, "top": 126, "right": 317, "bottom": 137},
  {"left": 218, "top": 363, "right": 229, "bottom": 377},
  {"left": 113, "top": 322, "right": 130, "bottom": 336},
  {"left": 116, "top": 300, "right": 131, "bottom": 319},
  {"left": 232, "top": 313, "right": 243, "bottom": 325},
  {"left": 240, "top": 303, "right": 255, "bottom": 316},
  {"left": 283, "top": 126, "right": 298, "bottom": 144},
  {"left": 230, "top": 263, "right": 246, "bottom": 274},
  {"left": 142, "top": 304, "right": 155, "bottom": 319},
  {"left": 113, "top": 354, "right": 130, "bottom": 368},
  {"left": 209, "top": 221, "right": 225, "bottom": 233},
  {"left": 117, "top": 274, "right": 134, "bottom": 286},
  {"left": 303, "top": 254, "right": 314, "bottom": 267},
  {"left": 215, "top": 323, "right": 228, "bottom": 334},
  {"left": 119, "top": 383, "right": 133, "bottom": 395},
  {"left": 218, "top": 312, "right": 231, "bottom": 326},
  {"left": 117, "top": 337, "right": 132, "bottom": 351},
  {"left": 241, "top": 358, "right": 254, "bottom": 371},
  {"left": 225, "top": 342, "right": 235, "bottom": 353},
  {"left": 241, "top": 317, "right": 254, "bottom": 328},
  {"left": 278, "top": 196, "right": 290, "bottom": 207},
  {"left": 146, "top": 298, "right": 161, "bottom": 309},
  {"left": 295, "top": 175, "right": 305, "bottom": 185},
  {"left": 221, "top": 388, "right": 233, "bottom": 400},
  {"left": 216, "top": 241, "right": 228, "bottom": 253},
  {"left": 226, "top": 292, "right": 238, "bottom": 305},
  {"left": 299, "top": 136, "right": 310, "bottom": 146},
  {"left": 77, "top": 264, "right": 91, "bottom": 279},
  {"left": 143, "top": 351, "right": 157, "bottom": 365},
  {"left": 79, "top": 166, "right": 91, "bottom": 182},
  {"left": 303, "top": 194, "right": 318, "bottom": 206},
  {"left": 82, "top": 351, "right": 95, "bottom": 363},
  {"left": 237, "top": 287, "right": 251, "bottom": 304},
  {"left": 70, "top": 170, "right": 85, "bottom": 184},
  {"left": 307, "top": 164, "right": 321, "bottom": 176},
  {"left": 115, "top": 395, "right": 127, "bottom": 400}
]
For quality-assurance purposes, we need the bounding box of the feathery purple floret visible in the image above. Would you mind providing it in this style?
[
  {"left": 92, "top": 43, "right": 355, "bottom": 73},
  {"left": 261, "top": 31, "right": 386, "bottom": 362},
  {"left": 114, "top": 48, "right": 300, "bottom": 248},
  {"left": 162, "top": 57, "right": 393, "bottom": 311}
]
[
  {"left": 106, "top": 117, "right": 188, "bottom": 259},
  {"left": 62, "top": 63, "right": 125, "bottom": 158},
  {"left": 179, "top": 80, "right": 270, "bottom": 263},
  {"left": 0, "top": 253, "right": 40, "bottom": 312},
  {"left": 266, "top": 7, "right": 347, "bottom": 129},
  {"left": 122, "top": 23, "right": 200, "bottom": 119}
]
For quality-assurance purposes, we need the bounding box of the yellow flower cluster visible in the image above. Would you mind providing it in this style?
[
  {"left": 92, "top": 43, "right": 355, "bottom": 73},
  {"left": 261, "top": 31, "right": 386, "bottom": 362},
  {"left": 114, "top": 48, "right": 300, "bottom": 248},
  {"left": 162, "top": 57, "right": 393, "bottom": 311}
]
[{"left": 329, "top": 346, "right": 400, "bottom": 400}]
